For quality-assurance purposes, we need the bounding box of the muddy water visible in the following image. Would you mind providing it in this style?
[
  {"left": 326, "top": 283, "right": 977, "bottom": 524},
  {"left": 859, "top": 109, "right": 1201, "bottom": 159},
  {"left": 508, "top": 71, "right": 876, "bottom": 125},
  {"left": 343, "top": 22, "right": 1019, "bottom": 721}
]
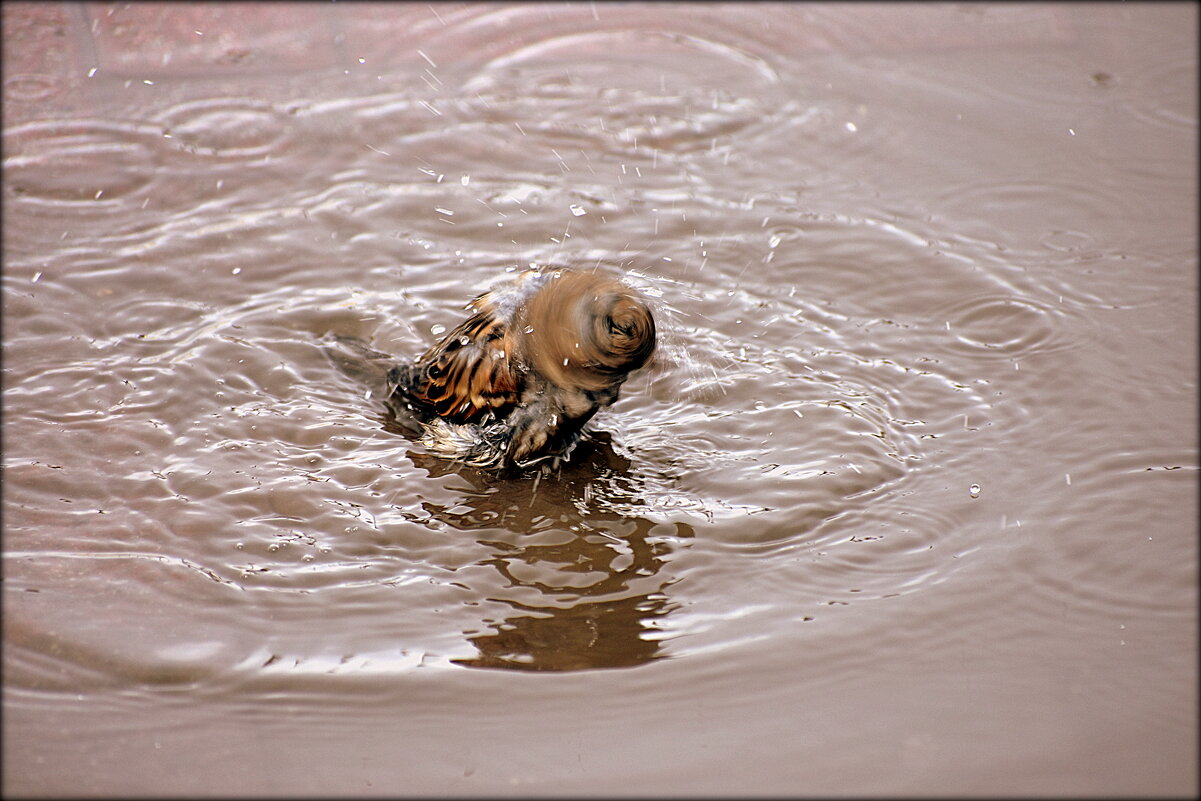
[{"left": 3, "top": 2, "right": 1196, "bottom": 796}]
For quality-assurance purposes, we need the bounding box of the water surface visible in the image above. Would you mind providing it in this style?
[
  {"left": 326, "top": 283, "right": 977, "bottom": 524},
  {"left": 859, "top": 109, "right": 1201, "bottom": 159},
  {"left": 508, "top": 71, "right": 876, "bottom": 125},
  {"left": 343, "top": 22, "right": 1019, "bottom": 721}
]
[{"left": 3, "top": 2, "right": 1196, "bottom": 796}]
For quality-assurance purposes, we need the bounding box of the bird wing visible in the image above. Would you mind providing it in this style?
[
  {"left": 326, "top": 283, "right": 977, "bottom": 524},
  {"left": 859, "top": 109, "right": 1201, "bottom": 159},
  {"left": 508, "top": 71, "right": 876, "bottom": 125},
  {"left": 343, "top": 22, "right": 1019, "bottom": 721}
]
[{"left": 400, "top": 310, "right": 521, "bottom": 425}]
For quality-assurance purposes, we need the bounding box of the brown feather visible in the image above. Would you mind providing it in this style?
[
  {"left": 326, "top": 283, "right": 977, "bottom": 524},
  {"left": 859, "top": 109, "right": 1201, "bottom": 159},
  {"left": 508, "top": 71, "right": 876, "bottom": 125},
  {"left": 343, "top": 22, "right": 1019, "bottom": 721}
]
[{"left": 404, "top": 311, "right": 519, "bottom": 424}]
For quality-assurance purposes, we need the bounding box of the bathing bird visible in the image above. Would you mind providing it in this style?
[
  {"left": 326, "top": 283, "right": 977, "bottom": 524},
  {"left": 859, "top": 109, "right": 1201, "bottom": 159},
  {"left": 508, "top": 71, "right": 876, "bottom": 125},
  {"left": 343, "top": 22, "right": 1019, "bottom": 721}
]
[{"left": 386, "top": 268, "right": 656, "bottom": 471}]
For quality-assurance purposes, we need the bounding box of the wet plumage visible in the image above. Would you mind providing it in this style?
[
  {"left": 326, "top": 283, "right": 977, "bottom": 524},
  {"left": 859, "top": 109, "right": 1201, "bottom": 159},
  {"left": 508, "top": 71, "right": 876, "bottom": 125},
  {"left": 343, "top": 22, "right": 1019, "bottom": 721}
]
[{"left": 386, "top": 269, "right": 656, "bottom": 470}]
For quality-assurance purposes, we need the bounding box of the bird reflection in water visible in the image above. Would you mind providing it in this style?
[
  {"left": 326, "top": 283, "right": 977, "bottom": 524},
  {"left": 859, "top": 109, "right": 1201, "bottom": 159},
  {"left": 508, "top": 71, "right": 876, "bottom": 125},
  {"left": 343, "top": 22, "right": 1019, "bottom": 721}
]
[{"left": 404, "top": 427, "right": 692, "bottom": 672}]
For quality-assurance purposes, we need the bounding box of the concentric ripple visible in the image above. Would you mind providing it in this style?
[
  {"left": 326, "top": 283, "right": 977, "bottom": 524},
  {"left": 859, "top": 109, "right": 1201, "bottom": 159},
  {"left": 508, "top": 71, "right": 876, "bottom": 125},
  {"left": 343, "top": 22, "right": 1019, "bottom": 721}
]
[
  {"left": 938, "top": 293, "right": 1079, "bottom": 361},
  {"left": 3, "top": 119, "right": 163, "bottom": 208},
  {"left": 155, "top": 97, "right": 291, "bottom": 159}
]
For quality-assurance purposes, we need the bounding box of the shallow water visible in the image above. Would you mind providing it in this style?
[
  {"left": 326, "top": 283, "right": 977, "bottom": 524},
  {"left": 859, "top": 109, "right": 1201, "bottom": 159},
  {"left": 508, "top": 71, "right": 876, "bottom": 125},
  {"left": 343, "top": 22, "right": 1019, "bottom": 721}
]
[{"left": 3, "top": 2, "right": 1196, "bottom": 796}]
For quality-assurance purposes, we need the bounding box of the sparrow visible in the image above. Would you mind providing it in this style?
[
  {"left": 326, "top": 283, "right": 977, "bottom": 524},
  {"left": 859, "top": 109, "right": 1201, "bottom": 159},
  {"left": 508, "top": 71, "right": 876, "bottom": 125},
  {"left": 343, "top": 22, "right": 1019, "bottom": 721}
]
[{"left": 386, "top": 269, "right": 656, "bottom": 471}]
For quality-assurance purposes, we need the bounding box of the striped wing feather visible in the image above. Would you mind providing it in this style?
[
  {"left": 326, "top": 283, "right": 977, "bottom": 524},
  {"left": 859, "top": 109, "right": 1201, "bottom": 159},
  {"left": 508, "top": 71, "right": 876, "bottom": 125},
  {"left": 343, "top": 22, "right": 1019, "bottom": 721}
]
[{"left": 405, "top": 311, "right": 520, "bottom": 424}]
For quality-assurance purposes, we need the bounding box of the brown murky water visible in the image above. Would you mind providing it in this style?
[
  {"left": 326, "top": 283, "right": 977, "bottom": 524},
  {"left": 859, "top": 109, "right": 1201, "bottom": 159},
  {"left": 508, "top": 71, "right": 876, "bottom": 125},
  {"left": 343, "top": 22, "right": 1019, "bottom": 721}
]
[{"left": 3, "top": 2, "right": 1196, "bottom": 796}]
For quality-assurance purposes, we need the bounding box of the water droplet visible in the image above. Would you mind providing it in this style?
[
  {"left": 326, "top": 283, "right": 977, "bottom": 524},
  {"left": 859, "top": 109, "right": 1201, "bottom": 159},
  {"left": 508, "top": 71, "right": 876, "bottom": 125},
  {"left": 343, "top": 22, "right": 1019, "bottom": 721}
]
[
  {"left": 430, "top": 324, "right": 446, "bottom": 335},
  {"left": 968, "top": 484, "right": 981, "bottom": 498}
]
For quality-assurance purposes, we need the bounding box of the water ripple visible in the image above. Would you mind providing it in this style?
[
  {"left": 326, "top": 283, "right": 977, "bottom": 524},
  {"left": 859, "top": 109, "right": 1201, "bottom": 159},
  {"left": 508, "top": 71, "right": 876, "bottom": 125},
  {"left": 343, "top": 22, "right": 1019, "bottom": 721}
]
[
  {"left": 3, "top": 119, "right": 163, "bottom": 208},
  {"left": 3, "top": 73, "right": 63, "bottom": 102},
  {"left": 155, "top": 97, "right": 291, "bottom": 159},
  {"left": 937, "top": 293, "right": 1083, "bottom": 361}
]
